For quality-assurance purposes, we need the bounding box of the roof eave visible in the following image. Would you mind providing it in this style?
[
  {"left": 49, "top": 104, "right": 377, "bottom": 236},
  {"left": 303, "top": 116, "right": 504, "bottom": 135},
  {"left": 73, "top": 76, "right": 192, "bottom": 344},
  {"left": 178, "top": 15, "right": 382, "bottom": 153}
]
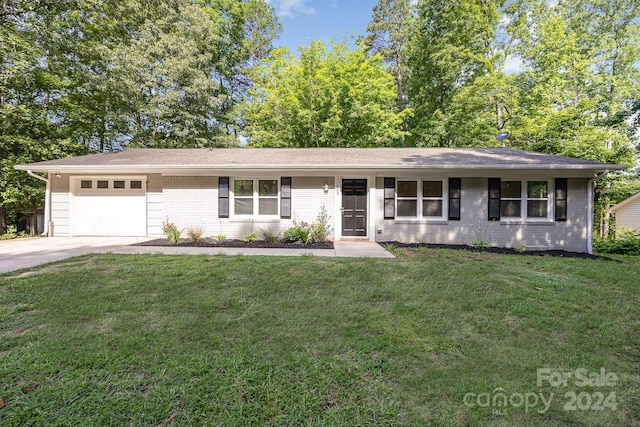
[
  {"left": 15, "top": 163, "right": 628, "bottom": 172},
  {"left": 609, "top": 191, "right": 640, "bottom": 212}
]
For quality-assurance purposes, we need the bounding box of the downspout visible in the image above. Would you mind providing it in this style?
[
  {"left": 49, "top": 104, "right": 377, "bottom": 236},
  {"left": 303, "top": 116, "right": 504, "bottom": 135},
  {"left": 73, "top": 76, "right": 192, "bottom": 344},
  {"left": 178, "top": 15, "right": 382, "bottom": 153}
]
[
  {"left": 587, "top": 169, "right": 609, "bottom": 254},
  {"left": 26, "top": 170, "right": 51, "bottom": 237}
]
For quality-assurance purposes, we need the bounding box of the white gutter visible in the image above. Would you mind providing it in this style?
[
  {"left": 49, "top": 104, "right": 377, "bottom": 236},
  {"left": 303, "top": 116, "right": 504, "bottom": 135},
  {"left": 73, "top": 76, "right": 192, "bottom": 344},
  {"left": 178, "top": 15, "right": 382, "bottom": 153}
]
[
  {"left": 26, "top": 170, "right": 50, "bottom": 237},
  {"left": 587, "top": 169, "right": 610, "bottom": 254}
]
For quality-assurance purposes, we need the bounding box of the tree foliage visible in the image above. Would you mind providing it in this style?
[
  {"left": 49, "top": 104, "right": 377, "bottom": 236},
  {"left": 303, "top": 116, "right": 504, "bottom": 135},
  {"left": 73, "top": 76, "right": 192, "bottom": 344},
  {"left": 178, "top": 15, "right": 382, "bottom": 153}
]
[
  {"left": 0, "top": 0, "right": 280, "bottom": 231},
  {"left": 243, "top": 42, "right": 411, "bottom": 147}
]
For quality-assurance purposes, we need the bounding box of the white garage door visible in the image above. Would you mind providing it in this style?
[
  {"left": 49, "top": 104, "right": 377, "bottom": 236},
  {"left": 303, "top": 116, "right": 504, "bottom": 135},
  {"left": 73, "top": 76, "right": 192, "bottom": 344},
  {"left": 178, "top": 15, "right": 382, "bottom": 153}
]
[{"left": 71, "top": 177, "right": 147, "bottom": 237}]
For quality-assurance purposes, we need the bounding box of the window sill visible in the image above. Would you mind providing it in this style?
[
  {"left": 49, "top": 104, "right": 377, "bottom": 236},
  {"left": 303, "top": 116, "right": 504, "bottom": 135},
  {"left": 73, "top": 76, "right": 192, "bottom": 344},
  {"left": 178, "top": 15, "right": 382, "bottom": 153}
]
[
  {"left": 394, "top": 218, "right": 448, "bottom": 225},
  {"left": 499, "top": 219, "right": 555, "bottom": 226},
  {"left": 230, "top": 217, "right": 282, "bottom": 223}
]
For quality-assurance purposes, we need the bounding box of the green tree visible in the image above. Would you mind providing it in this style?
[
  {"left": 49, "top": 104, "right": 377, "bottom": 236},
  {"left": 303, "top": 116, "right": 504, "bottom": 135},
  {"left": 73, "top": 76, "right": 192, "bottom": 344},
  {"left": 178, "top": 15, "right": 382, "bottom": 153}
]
[
  {"left": 362, "top": 0, "right": 412, "bottom": 128},
  {"left": 243, "top": 42, "right": 410, "bottom": 147},
  {"left": 0, "top": 0, "right": 85, "bottom": 233},
  {"left": 406, "top": 0, "right": 504, "bottom": 146},
  {"left": 507, "top": 0, "right": 638, "bottom": 237}
]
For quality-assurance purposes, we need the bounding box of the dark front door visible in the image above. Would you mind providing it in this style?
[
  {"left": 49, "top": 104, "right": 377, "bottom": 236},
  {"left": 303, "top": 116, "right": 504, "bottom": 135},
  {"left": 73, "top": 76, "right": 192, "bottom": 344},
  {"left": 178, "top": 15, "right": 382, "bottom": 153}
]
[{"left": 342, "top": 179, "right": 367, "bottom": 236}]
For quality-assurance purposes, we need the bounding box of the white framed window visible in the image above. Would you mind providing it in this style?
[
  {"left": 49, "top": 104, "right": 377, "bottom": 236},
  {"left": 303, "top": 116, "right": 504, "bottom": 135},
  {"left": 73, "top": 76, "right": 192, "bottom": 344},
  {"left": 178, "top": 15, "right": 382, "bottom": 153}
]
[
  {"left": 500, "top": 180, "right": 551, "bottom": 220},
  {"left": 232, "top": 178, "right": 279, "bottom": 217},
  {"left": 397, "top": 181, "right": 418, "bottom": 217},
  {"left": 396, "top": 179, "right": 446, "bottom": 219},
  {"left": 527, "top": 181, "right": 549, "bottom": 218},
  {"left": 422, "top": 181, "right": 444, "bottom": 217},
  {"left": 500, "top": 181, "right": 522, "bottom": 218}
]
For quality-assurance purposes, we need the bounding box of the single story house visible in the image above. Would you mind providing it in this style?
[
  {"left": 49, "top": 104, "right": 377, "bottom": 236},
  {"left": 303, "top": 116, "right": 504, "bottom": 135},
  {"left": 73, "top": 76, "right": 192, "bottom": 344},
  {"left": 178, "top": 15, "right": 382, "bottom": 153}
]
[
  {"left": 15, "top": 147, "right": 626, "bottom": 253},
  {"left": 609, "top": 192, "right": 640, "bottom": 234}
]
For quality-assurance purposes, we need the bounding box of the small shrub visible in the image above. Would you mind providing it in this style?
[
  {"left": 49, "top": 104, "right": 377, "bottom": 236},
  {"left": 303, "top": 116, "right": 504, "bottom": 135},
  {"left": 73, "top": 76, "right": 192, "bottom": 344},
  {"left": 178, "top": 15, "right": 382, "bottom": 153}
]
[
  {"left": 186, "top": 226, "right": 204, "bottom": 243},
  {"left": 260, "top": 227, "right": 281, "bottom": 243},
  {"left": 0, "top": 226, "right": 29, "bottom": 240},
  {"left": 213, "top": 233, "right": 226, "bottom": 241},
  {"left": 594, "top": 229, "right": 640, "bottom": 255},
  {"left": 471, "top": 240, "right": 490, "bottom": 248},
  {"left": 162, "top": 219, "right": 182, "bottom": 243},
  {"left": 284, "top": 224, "right": 310, "bottom": 243},
  {"left": 244, "top": 233, "right": 258, "bottom": 243},
  {"left": 308, "top": 206, "right": 332, "bottom": 243},
  {"left": 471, "top": 220, "right": 493, "bottom": 248}
]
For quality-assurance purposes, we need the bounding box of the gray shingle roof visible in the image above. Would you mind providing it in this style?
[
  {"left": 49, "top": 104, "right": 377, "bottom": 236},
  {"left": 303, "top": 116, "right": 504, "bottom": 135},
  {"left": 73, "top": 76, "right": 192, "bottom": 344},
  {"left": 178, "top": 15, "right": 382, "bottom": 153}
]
[{"left": 16, "top": 147, "right": 626, "bottom": 171}]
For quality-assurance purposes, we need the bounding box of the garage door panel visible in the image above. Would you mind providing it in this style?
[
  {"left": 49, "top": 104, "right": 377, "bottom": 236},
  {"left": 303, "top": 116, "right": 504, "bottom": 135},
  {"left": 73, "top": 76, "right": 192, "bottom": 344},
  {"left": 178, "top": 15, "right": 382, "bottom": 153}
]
[{"left": 72, "top": 177, "right": 147, "bottom": 237}]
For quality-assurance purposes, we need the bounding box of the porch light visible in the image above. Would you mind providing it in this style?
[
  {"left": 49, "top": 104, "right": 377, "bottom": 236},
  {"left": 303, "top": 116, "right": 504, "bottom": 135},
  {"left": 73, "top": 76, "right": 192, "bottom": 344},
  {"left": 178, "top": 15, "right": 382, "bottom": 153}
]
[{"left": 323, "top": 182, "right": 330, "bottom": 194}]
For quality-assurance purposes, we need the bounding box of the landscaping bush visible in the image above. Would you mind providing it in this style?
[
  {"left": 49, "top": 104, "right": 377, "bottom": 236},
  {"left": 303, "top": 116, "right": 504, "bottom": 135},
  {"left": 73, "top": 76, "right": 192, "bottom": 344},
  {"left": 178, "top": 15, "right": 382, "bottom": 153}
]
[
  {"left": 284, "top": 223, "right": 310, "bottom": 243},
  {"left": 308, "top": 206, "right": 332, "bottom": 243},
  {"left": 243, "top": 233, "right": 258, "bottom": 243},
  {"left": 594, "top": 229, "right": 640, "bottom": 255},
  {"left": 213, "top": 233, "right": 226, "bottom": 241},
  {"left": 260, "top": 227, "right": 281, "bottom": 243},
  {"left": 186, "top": 226, "right": 204, "bottom": 243},
  {"left": 162, "top": 219, "right": 182, "bottom": 243}
]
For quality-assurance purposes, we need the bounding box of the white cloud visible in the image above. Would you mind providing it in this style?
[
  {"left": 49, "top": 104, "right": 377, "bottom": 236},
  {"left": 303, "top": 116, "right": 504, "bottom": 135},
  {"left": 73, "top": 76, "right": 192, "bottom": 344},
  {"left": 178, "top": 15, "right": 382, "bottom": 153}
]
[{"left": 266, "top": 0, "right": 316, "bottom": 18}]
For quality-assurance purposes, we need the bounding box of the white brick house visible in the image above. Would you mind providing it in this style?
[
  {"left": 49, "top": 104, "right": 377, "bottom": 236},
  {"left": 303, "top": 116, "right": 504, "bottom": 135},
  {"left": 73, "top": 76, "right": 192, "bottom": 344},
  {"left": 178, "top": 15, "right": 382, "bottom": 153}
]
[{"left": 16, "top": 147, "right": 626, "bottom": 253}]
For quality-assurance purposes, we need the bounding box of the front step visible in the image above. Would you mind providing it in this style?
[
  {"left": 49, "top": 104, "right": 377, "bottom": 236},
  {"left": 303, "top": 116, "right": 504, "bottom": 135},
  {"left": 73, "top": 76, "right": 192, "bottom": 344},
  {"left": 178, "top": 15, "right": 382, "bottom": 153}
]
[{"left": 337, "top": 237, "right": 370, "bottom": 242}]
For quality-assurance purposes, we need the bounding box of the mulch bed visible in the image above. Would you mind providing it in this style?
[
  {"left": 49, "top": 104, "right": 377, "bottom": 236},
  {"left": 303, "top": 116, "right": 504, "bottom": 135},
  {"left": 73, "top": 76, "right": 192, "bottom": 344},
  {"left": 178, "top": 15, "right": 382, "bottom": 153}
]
[
  {"left": 134, "top": 237, "right": 334, "bottom": 250},
  {"left": 380, "top": 241, "right": 607, "bottom": 260}
]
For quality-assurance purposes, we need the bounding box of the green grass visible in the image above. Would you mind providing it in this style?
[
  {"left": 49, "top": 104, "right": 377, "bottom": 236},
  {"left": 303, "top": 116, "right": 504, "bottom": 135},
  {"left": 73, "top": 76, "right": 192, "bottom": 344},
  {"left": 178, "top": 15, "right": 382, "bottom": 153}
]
[{"left": 1, "top": 249, "right": 639, "bottom": 426}]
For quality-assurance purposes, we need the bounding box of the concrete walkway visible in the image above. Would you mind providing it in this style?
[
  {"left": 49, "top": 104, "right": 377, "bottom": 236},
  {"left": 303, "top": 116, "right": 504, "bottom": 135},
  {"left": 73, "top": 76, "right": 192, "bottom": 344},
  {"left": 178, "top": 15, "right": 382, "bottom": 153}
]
[
  {"left": 0, "top": 237, "right": 394, "bottom": 274},
  {"left": 102, "top": 240, "right": 395, "bottom": 259}
]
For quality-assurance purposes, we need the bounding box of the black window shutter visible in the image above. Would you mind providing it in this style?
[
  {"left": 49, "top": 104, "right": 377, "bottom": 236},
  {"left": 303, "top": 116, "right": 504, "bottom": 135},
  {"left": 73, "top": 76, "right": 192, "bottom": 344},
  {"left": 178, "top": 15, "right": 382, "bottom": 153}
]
[
  {"left": 384, "top": 177, "right": 395, "bottom": 219},
  {"left": 488, "top": 178, "right": 501, "bottom": 220},
  {"left": 448, "top": 178, "right": 461, "bottom": 220},
  {"left": 555, "top": 178, "right": 568, "bottom": 221},
  {"left": 281, "top": 177, "right": 291, "bottom": 219},
  {"left": 218, "top": 177, "right": 229, "bottom": 218}
]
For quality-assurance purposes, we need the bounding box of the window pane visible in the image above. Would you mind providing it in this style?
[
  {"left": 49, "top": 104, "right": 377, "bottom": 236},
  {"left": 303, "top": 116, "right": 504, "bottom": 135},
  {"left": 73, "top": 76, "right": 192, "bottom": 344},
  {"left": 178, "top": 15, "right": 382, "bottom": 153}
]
[
  {"left": 528, "top": 181, "right": 548, "bottom": 198},
  {"left": 501, "top": 200, "right": 521, "bottom": 217},
  {"left": 234, "top": 180, "right": 253, "bottom": 196},
  {"left": 528, "top": 200, "right": 548, "bottom": 217},
  {"left": 130, "top": 180, "right": 142, "bottom": 189},
  {"left": 259, "top": 180, "right": 278, "bottom": 196},
  {"left": 97, "top": 180, "right": 108, "bottom": 189},
  {"left": 423, "top": 181, "right": 442, "bottom": 197},
  {"left": 423, "top": 200, "right": 443, "bottom": 217},
  {"left": 397, "top": 181, "right": 417, "bottom": 197},
  {"left": 259, "top": 198, "right": 278, "bottom": 215},
  {"left": 397, "top": 200, "right": 417, "bottom": 217},
  {"left": 114, "top": 180, "right": 125, "bottom": 189},
  {"left": 80, "top": 180, "right": 92, "bottom": 189},
  {"left": 234, "top": 198, "right": 253, "bottom": 215},
  {"left": 501, "top": 181, "right": 521, "bottom": 198}
]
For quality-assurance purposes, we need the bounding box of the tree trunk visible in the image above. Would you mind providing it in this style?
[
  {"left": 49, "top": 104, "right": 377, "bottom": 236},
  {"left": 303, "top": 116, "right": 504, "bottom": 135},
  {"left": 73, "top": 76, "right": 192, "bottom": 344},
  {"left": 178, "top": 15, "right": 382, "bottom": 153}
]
[
  {"left": 602, "top": 180, "right": 611, "bottom": 239},
  {"left": 0, "top": 206, "right": 7, "bottom": 235}
]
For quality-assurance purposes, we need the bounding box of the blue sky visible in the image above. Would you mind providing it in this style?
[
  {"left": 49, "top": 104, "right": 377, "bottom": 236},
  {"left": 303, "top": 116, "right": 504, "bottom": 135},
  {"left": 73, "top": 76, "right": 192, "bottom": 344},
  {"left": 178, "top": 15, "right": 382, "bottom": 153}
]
[
  {"left": 266, "top": 0, "right": 378, "bottom": 53},
  {"left": 265, "top": 0, "right": 524, "bottom": 73}
]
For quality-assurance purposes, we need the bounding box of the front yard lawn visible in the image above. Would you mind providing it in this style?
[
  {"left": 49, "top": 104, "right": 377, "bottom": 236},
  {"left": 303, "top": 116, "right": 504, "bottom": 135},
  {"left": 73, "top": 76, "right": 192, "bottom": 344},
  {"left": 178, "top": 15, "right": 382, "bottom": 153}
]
[{"left": 1, "top": 249, "right": 639, "bottom": 426}]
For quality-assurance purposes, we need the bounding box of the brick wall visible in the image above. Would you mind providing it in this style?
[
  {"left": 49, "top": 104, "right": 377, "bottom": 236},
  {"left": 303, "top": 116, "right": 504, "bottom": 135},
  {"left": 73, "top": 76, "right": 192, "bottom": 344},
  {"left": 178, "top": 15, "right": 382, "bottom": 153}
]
[{"left": 375, "top": 177, "right": 590, "bottom": 252}]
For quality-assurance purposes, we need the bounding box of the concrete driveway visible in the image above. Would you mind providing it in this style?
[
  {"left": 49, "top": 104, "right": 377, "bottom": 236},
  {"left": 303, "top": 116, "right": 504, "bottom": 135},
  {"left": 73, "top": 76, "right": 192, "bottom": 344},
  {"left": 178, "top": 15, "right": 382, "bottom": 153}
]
[{"left": 0, "top": 237, "right": 151, "bottom": 274}]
